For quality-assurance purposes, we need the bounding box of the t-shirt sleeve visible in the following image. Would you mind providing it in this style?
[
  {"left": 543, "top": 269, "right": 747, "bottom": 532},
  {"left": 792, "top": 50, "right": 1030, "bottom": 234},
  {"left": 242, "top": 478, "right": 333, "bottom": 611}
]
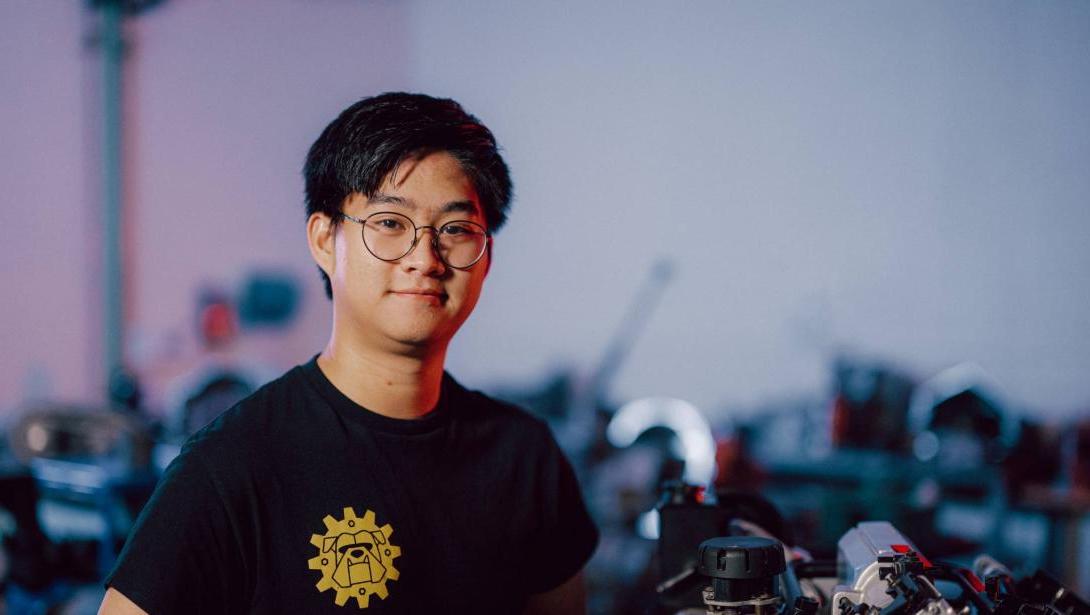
[
  {"left": 524, "top": 426, "right": 600, "bottom": 594},
  {"left": 104, "top": 447, "right": 247, "bottom": 614}
]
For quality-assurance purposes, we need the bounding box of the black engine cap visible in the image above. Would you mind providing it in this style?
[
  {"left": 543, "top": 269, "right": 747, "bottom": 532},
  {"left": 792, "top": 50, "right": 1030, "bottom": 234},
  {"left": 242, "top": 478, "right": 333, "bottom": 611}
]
[{"left": 697, "top": 536, "right": 786, "bottom": 580}]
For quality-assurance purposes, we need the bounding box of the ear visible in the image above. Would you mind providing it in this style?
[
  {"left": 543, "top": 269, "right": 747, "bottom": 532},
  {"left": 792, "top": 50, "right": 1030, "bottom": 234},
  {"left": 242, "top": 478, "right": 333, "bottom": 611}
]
[
  {"left": 482, "top": 239, "right": 493, "bottom": 277},
  {"left": 307, "top": 212, "right": 336, "bottom": 279}
]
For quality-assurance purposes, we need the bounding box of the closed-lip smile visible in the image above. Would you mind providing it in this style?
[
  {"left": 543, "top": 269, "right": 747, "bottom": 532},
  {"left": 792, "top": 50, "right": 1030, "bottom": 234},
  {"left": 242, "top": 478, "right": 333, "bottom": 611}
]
[{"left": 391, "top": 288, "right": 446, "bottom": 299}]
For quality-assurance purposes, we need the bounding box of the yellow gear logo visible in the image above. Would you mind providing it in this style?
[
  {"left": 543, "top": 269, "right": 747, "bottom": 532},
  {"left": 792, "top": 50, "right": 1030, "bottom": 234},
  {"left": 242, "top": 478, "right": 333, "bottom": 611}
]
[{"left": 308, "top": 507, "right": 401, "bottom": 608}]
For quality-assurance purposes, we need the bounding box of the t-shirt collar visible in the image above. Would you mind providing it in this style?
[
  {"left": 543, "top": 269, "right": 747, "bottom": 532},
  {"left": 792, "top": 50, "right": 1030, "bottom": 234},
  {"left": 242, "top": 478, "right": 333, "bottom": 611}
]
[{"left": 300, "top": 354, "right": 457, "bottom": 435}]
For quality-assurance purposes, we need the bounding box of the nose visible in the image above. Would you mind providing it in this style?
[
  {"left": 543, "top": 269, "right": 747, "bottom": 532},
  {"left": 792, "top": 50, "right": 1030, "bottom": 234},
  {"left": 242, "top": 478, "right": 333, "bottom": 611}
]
[{"left": 401, "top": 227, "right": 446, "bottom": 275}]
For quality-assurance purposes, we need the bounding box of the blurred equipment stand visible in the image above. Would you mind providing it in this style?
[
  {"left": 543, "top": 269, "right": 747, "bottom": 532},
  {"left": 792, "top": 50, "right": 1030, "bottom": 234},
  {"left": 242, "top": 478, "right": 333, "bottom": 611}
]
[
  {"left": 544, "top": 259, "right": 674, "bottom": 613},
  {"left": 559, "top": 258, "right": 674, "bottom": 469},
  {"left": 86, "top": 0, "right": 167, "bottom": 399}
]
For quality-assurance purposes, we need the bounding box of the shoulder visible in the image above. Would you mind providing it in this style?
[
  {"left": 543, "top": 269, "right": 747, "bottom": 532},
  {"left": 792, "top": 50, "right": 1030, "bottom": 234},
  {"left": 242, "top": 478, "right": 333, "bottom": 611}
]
[
  {"left": 179, "top": 363, "right": 313, "bottom": 465},
  {"left": 444, "top": 375, "right": 568, "bottom": 466},
  {"left": 446, "top": 375, "right": 554, "bottom": 437}
]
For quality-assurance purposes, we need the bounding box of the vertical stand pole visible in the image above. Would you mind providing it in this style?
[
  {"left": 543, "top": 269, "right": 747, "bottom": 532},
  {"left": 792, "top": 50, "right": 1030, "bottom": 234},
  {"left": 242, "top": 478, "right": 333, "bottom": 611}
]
[{"left": 100, "top": 1, "right": 125, "bottom": 384}]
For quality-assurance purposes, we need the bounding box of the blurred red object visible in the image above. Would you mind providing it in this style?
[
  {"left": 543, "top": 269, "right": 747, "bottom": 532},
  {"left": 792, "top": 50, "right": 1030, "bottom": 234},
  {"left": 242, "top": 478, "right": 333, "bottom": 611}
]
[
  {"left": 199, "top": 300, "right": 237, "bottom": 348},
  {"left": 714, "top": 431, "right": 766, "bottom": 492}
]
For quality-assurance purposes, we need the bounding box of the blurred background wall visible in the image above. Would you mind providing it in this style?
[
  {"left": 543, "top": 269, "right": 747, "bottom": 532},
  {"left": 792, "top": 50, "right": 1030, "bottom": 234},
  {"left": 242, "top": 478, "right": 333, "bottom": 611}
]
[
  {"left": 3, "top": 2, "right": 1090, "bottom": 612},
  {"left": 2, "top": 0, "right": 1087, "bottom": 421}
]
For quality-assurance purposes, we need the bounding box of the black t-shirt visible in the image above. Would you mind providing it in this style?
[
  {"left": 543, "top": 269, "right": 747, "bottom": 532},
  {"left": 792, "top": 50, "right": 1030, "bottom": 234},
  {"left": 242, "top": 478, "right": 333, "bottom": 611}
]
[{"left": 106, "top": 358, "right": 599, "bottom": 614}]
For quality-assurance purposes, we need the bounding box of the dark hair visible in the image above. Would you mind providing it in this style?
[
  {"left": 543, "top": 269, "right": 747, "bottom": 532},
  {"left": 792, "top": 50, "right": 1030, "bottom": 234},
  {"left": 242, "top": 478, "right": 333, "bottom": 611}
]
[{"left": 304, "top": 92, "right": 513, "bottom": 298}]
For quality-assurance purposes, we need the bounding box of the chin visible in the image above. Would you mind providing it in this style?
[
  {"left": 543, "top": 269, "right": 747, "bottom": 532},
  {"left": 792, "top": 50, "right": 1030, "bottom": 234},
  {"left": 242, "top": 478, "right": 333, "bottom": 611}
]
[
  {"left": 368, "top": 305, "right": 468, "bottom": 350},
  {"left": 384, "top": 324, "right": 454, "bottom": 350}
]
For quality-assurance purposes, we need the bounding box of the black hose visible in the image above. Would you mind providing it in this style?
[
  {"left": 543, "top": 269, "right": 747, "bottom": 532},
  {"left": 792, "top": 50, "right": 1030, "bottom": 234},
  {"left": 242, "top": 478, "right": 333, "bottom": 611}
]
[
  {"left": 925, "top": 561, "right": 994, "bottom": 613},
  {"left": 792, "top": 559, "right": 837, "bottom": 579}
]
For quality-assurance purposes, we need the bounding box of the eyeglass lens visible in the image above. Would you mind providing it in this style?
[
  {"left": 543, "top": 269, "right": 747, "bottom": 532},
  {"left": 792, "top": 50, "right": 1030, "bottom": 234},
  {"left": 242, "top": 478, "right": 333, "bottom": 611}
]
[{"left": 361, "top": 212, "right": 488, "bottom": 268}]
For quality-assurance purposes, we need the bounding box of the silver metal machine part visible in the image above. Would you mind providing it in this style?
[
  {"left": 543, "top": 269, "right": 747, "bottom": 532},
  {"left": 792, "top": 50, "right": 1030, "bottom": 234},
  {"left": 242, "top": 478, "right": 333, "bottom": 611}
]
[{"left": 832, "top": 521, "right": 923, "bottom": 612}]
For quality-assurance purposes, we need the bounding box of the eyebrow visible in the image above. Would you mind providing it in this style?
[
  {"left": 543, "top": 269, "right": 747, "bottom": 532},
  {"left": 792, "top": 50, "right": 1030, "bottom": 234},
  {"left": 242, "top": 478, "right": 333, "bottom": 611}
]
[{"left": 367, "top": 193, "right": 480, "bottom": 216}]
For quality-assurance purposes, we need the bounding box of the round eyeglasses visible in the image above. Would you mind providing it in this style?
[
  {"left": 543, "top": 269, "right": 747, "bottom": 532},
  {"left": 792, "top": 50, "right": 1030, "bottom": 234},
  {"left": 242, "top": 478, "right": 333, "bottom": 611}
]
[{"left": 340, "top": 212, "right": 491, "bottom": 270}]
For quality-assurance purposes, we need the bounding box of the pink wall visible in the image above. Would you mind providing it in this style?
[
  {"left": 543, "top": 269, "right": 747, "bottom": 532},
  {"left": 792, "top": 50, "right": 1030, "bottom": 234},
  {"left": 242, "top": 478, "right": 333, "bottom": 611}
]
[
  {"left": 1, "top": 4, "right": 94, "bottom": 411},
  {"left": 3, "top": 1, "right": 1090, "bottom": 419},
  {"left": 1, "top": 1, "right": 411, "bottom": 416}
]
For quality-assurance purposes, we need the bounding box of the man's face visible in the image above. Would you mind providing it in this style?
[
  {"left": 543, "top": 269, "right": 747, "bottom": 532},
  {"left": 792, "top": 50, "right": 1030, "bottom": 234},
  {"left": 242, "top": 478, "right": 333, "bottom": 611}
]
[{"left": 321, "top": 151, "right": 490, "bottom": 354}]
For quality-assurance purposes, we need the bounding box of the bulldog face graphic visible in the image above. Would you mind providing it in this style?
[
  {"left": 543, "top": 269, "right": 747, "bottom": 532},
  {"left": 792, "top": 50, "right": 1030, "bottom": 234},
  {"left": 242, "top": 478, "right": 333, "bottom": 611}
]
[
  {"left": 330, "top": 530, "right": 388, "bottom": 588},
  {"left": 309, "top": 507, "right": 401, "bottom": 608}
]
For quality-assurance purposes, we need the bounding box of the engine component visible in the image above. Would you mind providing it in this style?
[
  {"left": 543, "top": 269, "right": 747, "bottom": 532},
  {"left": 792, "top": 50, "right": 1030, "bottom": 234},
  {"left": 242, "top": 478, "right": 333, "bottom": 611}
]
[
  {"left": 832, "top": 521, "right": 932, "bottom": 612},
  {"left": 658, "top": 481, "right": 1089, "bottom": 615},
  {"left": 697, "top": 536, "right": 785, "bottom": 614},
  {"left": 657, "top": 484, "right": 794, "bottom": 611}
]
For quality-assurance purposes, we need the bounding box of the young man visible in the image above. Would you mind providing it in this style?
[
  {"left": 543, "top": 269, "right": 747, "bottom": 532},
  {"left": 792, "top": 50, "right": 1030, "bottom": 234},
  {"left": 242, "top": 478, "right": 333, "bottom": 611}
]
[{"left": 99, "top": 93, "right": 599, "bottom": 614}]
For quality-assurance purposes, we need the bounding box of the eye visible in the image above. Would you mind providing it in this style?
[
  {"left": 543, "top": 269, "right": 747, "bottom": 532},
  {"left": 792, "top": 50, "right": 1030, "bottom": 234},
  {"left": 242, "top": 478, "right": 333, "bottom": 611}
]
[
  {"left": 440, "top": 221, "right": 483, "bottom": 237},
  {"left": 367, "top": 213, "right": 410, "bottom": 234}
]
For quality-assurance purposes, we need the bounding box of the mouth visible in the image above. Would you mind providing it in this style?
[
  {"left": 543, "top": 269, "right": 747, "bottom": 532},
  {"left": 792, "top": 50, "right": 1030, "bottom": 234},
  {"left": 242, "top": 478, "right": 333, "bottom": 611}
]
[{"left": 390, "top": 289, "right": 447, "bottom": 304}]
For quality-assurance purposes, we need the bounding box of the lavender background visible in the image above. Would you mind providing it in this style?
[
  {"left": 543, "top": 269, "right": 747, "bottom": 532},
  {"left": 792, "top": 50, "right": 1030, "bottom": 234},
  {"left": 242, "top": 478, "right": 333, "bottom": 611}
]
[{"left": 2, "top": 0, "right": 1088, "bottom": 421}]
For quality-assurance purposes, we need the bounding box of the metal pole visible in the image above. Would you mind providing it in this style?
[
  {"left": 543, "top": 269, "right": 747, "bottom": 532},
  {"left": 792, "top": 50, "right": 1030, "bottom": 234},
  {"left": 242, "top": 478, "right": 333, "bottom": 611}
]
[{"left": 101, "top": 0, "right": 125, "bottom": 384}]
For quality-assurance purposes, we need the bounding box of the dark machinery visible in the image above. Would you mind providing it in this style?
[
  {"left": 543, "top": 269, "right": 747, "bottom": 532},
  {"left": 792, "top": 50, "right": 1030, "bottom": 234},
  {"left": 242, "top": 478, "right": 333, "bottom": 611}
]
[{"left": 657, "top": 485, "right": 1089, "bottom": 615}]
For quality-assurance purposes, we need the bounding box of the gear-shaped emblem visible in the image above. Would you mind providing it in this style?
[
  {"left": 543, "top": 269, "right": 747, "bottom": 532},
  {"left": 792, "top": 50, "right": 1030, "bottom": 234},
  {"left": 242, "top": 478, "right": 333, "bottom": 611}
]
[{"left": 309, "top": 507, "right": 401, "bottom": 608}]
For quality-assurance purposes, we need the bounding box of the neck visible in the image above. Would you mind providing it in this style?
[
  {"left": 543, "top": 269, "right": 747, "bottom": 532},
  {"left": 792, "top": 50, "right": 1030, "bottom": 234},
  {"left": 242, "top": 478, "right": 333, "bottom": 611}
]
[{"left": 317, "top": 338, "right": 447, "bottom": 420}]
